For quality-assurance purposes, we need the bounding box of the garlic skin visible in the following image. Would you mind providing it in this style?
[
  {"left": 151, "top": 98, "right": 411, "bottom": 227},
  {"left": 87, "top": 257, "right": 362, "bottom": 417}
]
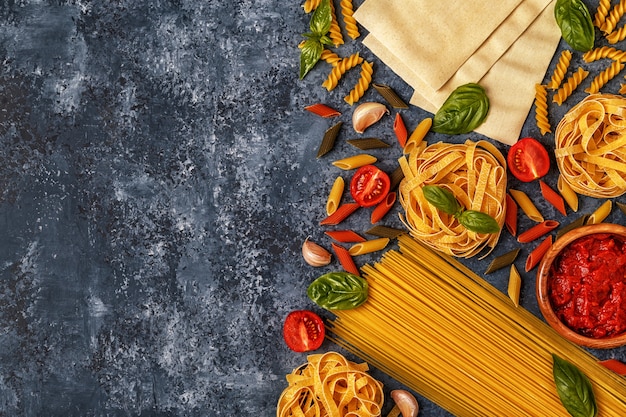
[
  {"left": 302, "top": 238, "right": 332, "bottom": 267},
  {"left": 391, "top": 390, "right": 419, "bottom": 417},
  {"left": 352, "top": 102, "right": 389, "bottom": 134}
]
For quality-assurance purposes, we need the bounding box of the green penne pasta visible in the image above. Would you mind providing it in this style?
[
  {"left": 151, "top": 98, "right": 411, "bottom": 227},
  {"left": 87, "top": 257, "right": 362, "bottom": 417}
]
[
  {"left": 346, "top": 138, "right": 390, "bottom": 150},
  {"left": 372, "top": 83, "right": 409, "bottom": 109},
  {"left": 317, "top": 121, "right": 343, "bottom": 158},
  {"left": 485, "top": 248, "right": 520, "bottom": 274}
]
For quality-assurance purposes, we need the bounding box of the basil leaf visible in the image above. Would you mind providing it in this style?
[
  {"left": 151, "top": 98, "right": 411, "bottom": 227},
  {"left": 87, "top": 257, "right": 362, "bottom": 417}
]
[
  {"left": 432, "top": 83, "right": 489, "bottom": 135},
  {"left": 552, "top": 354, "right": 598, "bottom": 417},
  {"left": 422, "top": 185, "right": 461, "bottom": 216},
  {"left": 309, "top": 0, "right": 331, "bottom": 36},
  {"left": 554, "top": 0, "right": 595, "bottom": 52},
  {"left": 458, "top": 210, "right": 500, "bottom": 234},
  {"left": 300, "top": 38, "right": 323, "bottom": 80},
  {"left": 307, "top": 272, "right": 368, "bottom": 310}
]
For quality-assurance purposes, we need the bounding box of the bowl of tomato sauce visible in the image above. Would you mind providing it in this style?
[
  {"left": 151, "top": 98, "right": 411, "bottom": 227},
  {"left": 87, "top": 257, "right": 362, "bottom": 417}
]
[{"left": 536, "top": 224, "right": 626, "bottom": 349}]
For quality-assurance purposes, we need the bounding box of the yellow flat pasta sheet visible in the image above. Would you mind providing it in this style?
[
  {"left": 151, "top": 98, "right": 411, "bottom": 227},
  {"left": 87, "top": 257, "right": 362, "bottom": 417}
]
[
  {"left": 363, "top": 1, "right": 560, "bottom": 145},
  {"left": 353, "top": 0, "right": 523, "bottom": 90}
]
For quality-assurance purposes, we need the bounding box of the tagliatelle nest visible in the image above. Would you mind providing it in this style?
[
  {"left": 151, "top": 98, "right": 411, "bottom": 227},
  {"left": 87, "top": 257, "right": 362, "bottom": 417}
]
[
  {"left": 398, "top": 139, "right": 507, "bottom": 258},
  {"left": 555, "top": 93, "right": 626, "bottom": 198}
]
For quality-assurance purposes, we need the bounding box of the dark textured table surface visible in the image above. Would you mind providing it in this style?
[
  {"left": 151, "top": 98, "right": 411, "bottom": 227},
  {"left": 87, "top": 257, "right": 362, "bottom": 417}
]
[{"left": 1, "top": 0, "right": 625, "bottom": 416}]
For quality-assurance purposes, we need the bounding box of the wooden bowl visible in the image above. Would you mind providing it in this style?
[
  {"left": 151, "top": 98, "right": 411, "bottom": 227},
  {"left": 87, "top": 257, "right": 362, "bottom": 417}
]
[{"left": 536, "top": 223, "right": 626, "bottom": 349}]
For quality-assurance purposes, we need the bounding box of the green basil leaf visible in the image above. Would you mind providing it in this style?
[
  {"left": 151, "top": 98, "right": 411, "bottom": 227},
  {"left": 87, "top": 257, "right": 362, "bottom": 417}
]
[
  {"left": 307, "top": 272, "right": 368, "bottom": 310},
  {"left": 554, "top": 0, "right": 595, "bottom": 52},
  {"left": 422, "top": 185, "right": 461, "bottom": 216},
  {"left": 458, "top": 210, "right": 500, "bottom": 234},
  {"left": 552, "top": 354, "right": 598, "bottom": 417},
  {"left": 432, "top": 83, "right": 489, "bottom": 134},
  {"left": 300, "top": 38, "right": 323, "bottom": 80},
  {"left": 309, "top": 0, "right": 331, "bottom": 36}
]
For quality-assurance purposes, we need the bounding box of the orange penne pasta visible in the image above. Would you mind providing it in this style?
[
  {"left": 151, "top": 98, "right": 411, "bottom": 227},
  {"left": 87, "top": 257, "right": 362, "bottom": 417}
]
[
  {"left": 320, "top": 202, "right": 360, "bottom": 225},
  {"left": 348, "top": 237, "right": 390, "bottom": 256},
  {"left": 599, "top": 359, "right": 626, "bottom": 376},
  {"left": 305, "top": 103, "right": 341, "bottom": 118},
  {"left": 505, "top": 193, "right": 518, "bottom": 236},
  {"left": 525, "top": 235, "right": 553, "bottom": 272},
  {"left": 331, "top": 242, "right": 360, "bottom": 276},
  {"left": 326, "top": 176, "right": 345, "bottom": 215},
  {"left": 324, "top": 229, "right": 366, "bottom": 243},
  {"left": 539, "top": 180, "right": 567, "bottom": 216},
  {"left": 370, "top": 192, "right": 396, "bottom": 224},
  {"left": 517, "top": 220, "right": 560, "bottom": 243},
  {"left": 393, "top": 113, "right": 408, "bottom": 147}
]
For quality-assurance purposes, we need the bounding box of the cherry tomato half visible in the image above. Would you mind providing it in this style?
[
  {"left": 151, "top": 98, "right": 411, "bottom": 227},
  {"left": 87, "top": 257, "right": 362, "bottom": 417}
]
[
  {"left": 350, "top": 165, "right": 391, "bottom": 207},
  {"left": 282, "top": 310, "right": 325, "bottom": 352},
  {"left": 507, "top": 137, "right": 550, "bottom": 182}
]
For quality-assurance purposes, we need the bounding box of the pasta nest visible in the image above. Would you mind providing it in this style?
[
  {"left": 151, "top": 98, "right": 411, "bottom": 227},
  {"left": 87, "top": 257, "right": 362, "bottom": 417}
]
[
  {"left": 555, "top": 93, "right": 626, "bottom": 198},
  {"left": 398, "top": 140, "right": 507, "bottom": 258},
  {"left": 276, "top": 352, "right": 384, "bottom": 417}
]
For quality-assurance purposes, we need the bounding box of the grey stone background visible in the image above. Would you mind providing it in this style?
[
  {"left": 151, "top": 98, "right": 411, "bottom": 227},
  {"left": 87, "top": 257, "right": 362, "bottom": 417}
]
[{"left": 0, "top": 0, "right": 623, "bottom": 416}]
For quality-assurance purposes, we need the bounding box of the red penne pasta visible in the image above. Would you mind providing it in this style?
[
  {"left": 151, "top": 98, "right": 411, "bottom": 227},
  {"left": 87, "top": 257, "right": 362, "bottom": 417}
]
[
  {"left": 331, "top": 242, "right": 360, "bottom": 276},
  {"left": 319, "top": 202, "right": 360, "bottom": 225},
  {"left": 505, "top": 193, "right": 518, "bottom": 236},
  {"left": 371, "top": 192, "right": 396, "bottom": 224},
  {"left": 540, "top": 180, "right": 567, "bottom": 216},
  {"left": 393, "top": 113, "right": 408, "bottom": 147},
  {"left": 599, "top": 359, "right": 626, "bottom": 376},
  {"left": 324, "top": 229, "right": 367, "bottom": 243},
  {"left": 304, "top": 103, "right": 341, "bottom": 118},
  {"left": 525, "top": 235, "right": 553, "bottom": 272},
  {"left": 517, "top": 220, "right": 560, "bottom": 243}
]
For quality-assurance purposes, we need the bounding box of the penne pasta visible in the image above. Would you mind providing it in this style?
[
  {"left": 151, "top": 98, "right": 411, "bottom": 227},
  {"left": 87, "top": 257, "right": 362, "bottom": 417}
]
[
  {"left": 599, "top": 359, "right": 626, "bottom": 376},
  {"left": 539, "top": 180, "right": 567, "bottom": 216},
  {"left": 370, "top": 192, "right": 396, "bottom": 224},
  {"left": 586, "top": 199, "right": 613, "bottom": 225},
  {"left": 484, "top": 248, "right": 520, "bottom": 274},
  {"left": 346, "top": 138, "right": 390, "bottom": 150},
  {"left": 556, "top": 214, "right": 590, "bottom": 240},
  {"left": 508, "top": 189, "right": 544, "bottom": 222},
  {"left": 317, "top": 121, "right": 343, "bottom": 158},
  {"left": 324, "top": 229, "right": 366, "bottom": 243},
  {"left": 617, "top": 201, "right": 626, "bottom": 216},
  {"left": 305, "top": 103, "right": 341, "bottom": 118},
  {"left": 348, "top": 237, "right": 390, "bottom": 256},
  {"left": 403, "top": 117, "right": 432, "bottom": 155},
  {"left": 557, "top": 174, "right": 578, "bottom": 212},
  {"left": 525, "top": 235, "right": 552, "bottom": 272},
  {"left": 393, "top": 113, "right": 408, "bottom": 147},
  {"left": 504, "top": 193, "right": 518, "bottom": 236},
  {"left": 507, "top": 264, "right": 522, "bottom": 307},
  {"left": 517, "top": 220, "right": 560, "bottom": 243},
  {"left": 389, "top": 165, "right": 404, "bottom": 191},
  {"left": 331, "top": 154, "right": 377, "bottom": 170},
  {"left": 331, "top": 242, "right": 360, "bottom": 276},
  {"left": 326, "top": 176, "right": 345, "bottom": 215},
  {"left": 365, "top": 225, "right": 406, "bottom": 239},
  {"left": 320, "top": 202, "right": 360, "bottom": 225},
  {"left": 372, "top": 83, "right": 408, "bottom": 109}
]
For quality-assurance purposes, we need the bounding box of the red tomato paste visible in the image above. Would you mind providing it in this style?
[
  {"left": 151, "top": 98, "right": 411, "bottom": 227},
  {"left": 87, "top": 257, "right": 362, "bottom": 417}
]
[{"left": 549, "top": 233, "right": 626, "bottom": 339}]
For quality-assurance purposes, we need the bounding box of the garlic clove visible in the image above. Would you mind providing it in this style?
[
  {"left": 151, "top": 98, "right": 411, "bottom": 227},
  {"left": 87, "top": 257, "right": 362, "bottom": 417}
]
[
  {"left": 302, "top": 238, "right": 332, "bottom": 267},
  {"left": 352, "top": 102, "right": 389, "bottom": 134},
  {"left": 390, "top": 389, "right": 419, "bottom": 417}
]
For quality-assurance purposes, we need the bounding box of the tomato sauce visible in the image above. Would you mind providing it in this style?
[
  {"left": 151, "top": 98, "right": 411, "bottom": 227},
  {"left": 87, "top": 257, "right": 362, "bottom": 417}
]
[{"left": 548, "top": 233, "right": 626, "bottom": 339}]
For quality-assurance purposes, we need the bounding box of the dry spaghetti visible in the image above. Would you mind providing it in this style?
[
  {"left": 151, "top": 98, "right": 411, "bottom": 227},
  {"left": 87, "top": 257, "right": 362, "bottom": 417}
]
[
  {"left": 276, "top": 351, "right": 384, "bottom": 417},
  {"left": 554, "top": 93, "right": 626, "bottom": 198},
  {"left": 327, "top": 235, "right": 626, "bottom": 417},
  {"left": 397, "top": 140, "right": 506, "bottom": 258}
]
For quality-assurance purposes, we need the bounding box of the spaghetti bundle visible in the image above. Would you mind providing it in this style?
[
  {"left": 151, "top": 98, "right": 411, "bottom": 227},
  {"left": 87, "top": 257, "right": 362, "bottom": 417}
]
[
  {"left": 398, "top": 140, "right": 507, "bottom": 258},
  {"left": 276, "top": 352, "right": 384, "bottom": 417},
  {"left": 554, "top": 93, "right": 626, "bottom": 198},
  {"left": 327, "top": 235, "right": 626, "bottom": 417}
]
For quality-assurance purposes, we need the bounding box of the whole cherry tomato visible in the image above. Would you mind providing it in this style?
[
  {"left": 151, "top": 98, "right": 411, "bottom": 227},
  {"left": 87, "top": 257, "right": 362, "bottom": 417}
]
[
  {"left": 282, "top": 310, "right": 325, "bottom": 352},
  {"left": 350, "top": 165, "right": 390, "bottom": 207},
  {"left": 507, "top": 137, "right": 550, "bottom": 182}
]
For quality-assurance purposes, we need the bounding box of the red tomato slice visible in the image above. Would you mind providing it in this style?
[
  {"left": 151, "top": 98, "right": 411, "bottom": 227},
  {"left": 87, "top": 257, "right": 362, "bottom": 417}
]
[
  {"left": 350, "top": 165, "right": 391, "bottom": 207},
  {"left": 282, "top": 310, "right": 325, "bottom": 352},
  {"left": 507, "top": 137, "right": 550, "bottom": 182}
]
